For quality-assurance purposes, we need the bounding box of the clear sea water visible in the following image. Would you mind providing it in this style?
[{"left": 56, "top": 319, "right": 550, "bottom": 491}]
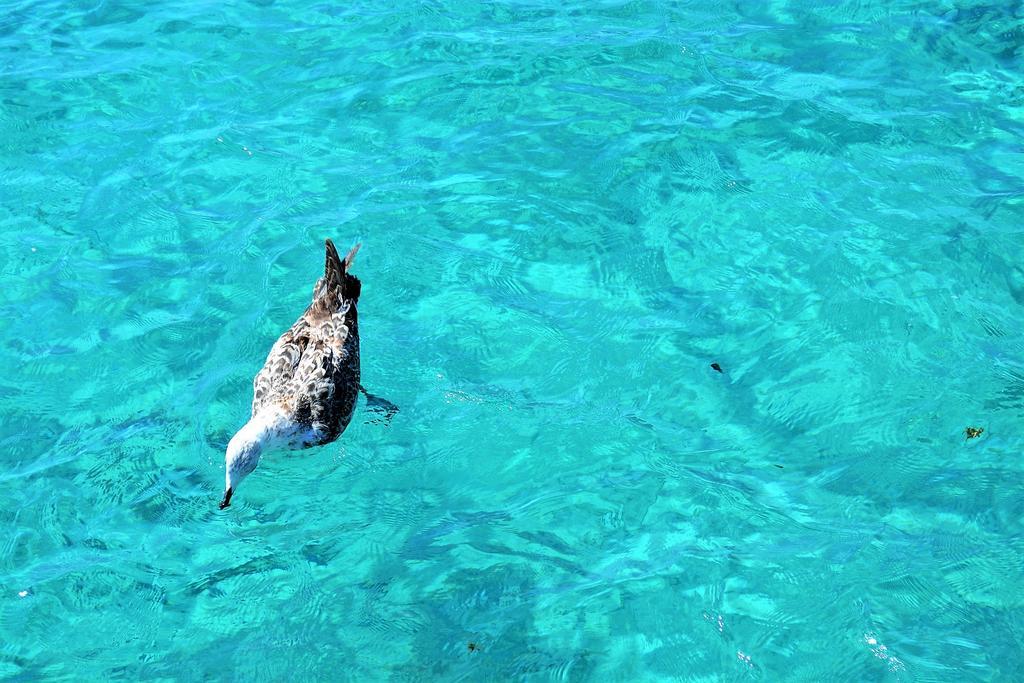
[{"left": 2, "top": 1, "right": 1023, "bottom": 680}]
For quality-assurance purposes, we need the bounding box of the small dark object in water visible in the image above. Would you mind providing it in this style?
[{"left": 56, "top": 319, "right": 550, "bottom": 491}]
[
  {"left": 965, "top": 426, "right": 984, "bottom": 440},
  {"left": 710, "top": 363, "right": 723, "bottom": 373},
  {"left": 467, "top": 642, "right": 480, "bottom": 653},
  {"left": 774, "top": 464, "right": 784, "bottom": 469}
]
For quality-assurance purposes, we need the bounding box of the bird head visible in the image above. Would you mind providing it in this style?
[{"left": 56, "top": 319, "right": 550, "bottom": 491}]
[{"left": 220, "top": 426, "right": 264, "bottom": 509}]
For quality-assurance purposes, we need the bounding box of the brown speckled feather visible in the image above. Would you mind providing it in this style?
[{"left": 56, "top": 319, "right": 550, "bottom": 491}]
[{"left": 251, "top": 239, "right": 362, "bottom": 445}]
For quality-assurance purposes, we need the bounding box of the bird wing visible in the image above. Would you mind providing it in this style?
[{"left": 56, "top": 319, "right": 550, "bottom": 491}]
[
  {"left": 251, "top": 316, "right": 311, "bottom": 415},
  {"left": 250, "top": 239, "right": 361, "bottom": 434},
  {"left": 299, "top": 307, "right": 358, "bottom": 432}
]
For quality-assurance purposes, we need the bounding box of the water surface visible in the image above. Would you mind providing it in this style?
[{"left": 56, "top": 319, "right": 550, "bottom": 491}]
[{"left": 2, "top": 1, "right": 1023, "bottom": 680}]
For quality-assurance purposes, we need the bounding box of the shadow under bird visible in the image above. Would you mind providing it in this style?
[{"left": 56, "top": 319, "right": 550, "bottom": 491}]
[{"left": 220, "top": 239, "right": 396, "bottom": 509}]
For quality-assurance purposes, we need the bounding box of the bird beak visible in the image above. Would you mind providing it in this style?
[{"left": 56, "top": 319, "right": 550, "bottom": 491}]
[{"left": 219, "top": 487, "right": 233, "bottom": 510}]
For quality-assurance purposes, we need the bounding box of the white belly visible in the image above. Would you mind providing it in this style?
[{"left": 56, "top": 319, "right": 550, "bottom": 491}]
[{"left": 250, "top": 409, "right": 324, "bottom": 452}]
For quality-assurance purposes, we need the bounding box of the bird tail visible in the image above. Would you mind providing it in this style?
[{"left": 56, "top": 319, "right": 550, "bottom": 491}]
[{"left": 324, "top": 239, "right": 362, "bottom": 302}]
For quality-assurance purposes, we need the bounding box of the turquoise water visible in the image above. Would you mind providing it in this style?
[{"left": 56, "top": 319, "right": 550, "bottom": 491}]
[{"left": 2, "top": 0, "right": 1023, "bottom": 679}]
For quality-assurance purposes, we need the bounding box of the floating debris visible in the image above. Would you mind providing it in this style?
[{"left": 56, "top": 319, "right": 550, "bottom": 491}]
[
  {"left": 964, "top": 426, "right": 984, "bottom": 440},
  {"left": 467, "top": 642, "right": 480, "bottom": 653},
  {"left": 710, "top": 362, "right": 723, "bottom": 373}
]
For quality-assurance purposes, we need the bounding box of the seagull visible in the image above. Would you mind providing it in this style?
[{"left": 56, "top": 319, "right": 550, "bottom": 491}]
[{"left": 220, "top": 239, "right": 389, "bottom": 509}]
